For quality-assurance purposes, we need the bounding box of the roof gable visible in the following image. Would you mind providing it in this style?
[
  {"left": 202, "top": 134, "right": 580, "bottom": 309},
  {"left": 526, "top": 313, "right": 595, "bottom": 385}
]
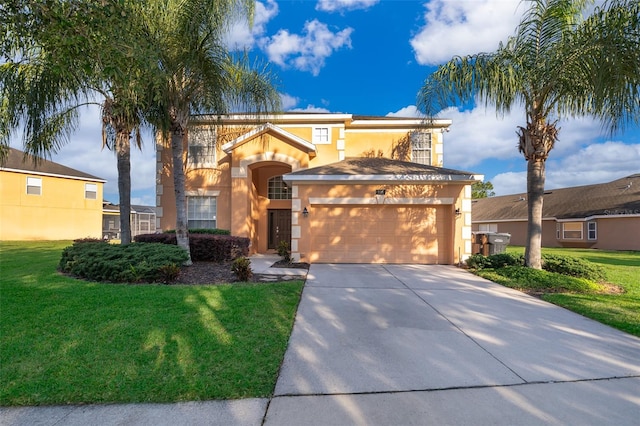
[
  {"left": 283, "top": 157, "right": 482, "bottom": 183},
  {"left": 221, "top": 123, "right": 317, "bottom": 156},
  {"left": 472, "top": 175, "right": 640, "bottom": 221},
  {"left": 1, "top": 148, "right": 105, "bottom": 182}
]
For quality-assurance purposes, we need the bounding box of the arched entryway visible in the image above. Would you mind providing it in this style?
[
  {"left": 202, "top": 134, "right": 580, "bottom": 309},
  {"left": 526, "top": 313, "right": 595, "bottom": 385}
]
[{"left": 248, "top": 161, "right": 293, "bottom": 253}]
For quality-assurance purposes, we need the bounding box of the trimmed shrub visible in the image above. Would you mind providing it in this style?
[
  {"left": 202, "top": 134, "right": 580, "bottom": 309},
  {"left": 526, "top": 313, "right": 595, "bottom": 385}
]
[
  {"left": 231, "top": 257, "right": 252, "bottom": 282},
  {"left": 59, "top": 241, "right": 189, "bottom": 283},
  {"left": 165, "top": 228, "right": 231, "bottom": 235},
  {"left": 479, "top": 266, "right": 603, "bottom": 294},
  {"left": 466, "top": 252, "right": 523, "bottom": 269},
  {"left": 134, "top": 233, "right": 250, "bottom": 262},
  {"left": 542, "top": 254, "right": 606, "bottom": 282},
  {"left": 465, "top": 254, "right": 491, "bottom": 269}
]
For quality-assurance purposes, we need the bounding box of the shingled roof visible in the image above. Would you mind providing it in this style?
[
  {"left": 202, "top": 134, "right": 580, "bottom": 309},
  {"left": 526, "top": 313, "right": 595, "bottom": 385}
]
[
  {"left": 1, "top": 148, "right": 105, "bottom": 182},
  {"left": 284, "top": 157, "right": 482, "bottom": 183},
  {"left": 472, "top": 174, "right": 640, "bottom": 221}
]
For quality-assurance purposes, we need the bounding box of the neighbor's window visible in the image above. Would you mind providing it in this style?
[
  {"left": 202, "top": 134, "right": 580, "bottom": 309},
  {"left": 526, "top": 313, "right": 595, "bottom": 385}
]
[
  {"left": 85, "top": 183, "right": 97, "bottom": 199},
  {"left": 587, "top": 222, "right": 597, "bottom": 240},
  {"left": 313, "top": 127, "right": 330, "bottom": 144},
  {"left": 478, "top": 223, "right": 498, "bottom": 232},
  {"left": 187, "top": 196, "right": 217, "bottom": 229},
  {"left": 268, "top": 176, "right": 291, "bottom": 200},
  {"left": 410, "top": 131, "right": 432, "bottom": 165},
  {"left": 562, "top": 222, "right": 583, "bottom": 239},
  {"left": 26, "top": 177, "right": 42, "bottom": 195},
  {"left": 187, "top": 126, "right": 217, "bottom": 168}
]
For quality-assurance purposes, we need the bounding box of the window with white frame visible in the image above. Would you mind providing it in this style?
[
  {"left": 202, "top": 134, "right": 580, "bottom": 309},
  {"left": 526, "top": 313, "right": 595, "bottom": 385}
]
[
  {"left": 187, "top": 126, "right": 217, "bottom": 168},
  {"left": 478, "top": 223, "right": 498, "bottom": 232},
  {"left": 562, "top": 222, "right": 582, "bottom": 239},
  {"left": 268, "top": 176, "right": 291, "bottom": 200},
  {"left": 312, "top": 127, "right": 330, "bottom": 144},
  {"left": 187, "top": 196, "right": 217, "bottom": 229},
  {"left": 410, "top": 131, "right": 432, "bottom": 165},
  {"left": 587, "top": 222, "right": 597, "bottom": 240},
  {"left": 85, "top": 183, "right": 97, "bottom": 199},
  {"left": 26, "top": 177, "right": 42, "bottom": 195}
]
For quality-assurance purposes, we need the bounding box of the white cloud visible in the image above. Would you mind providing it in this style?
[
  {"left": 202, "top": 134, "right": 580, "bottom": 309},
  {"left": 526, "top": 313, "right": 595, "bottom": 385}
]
[
  {"left": 260, "top": 19, "right": 353, "bottom": 76},
  {"left": 411, "top": 0, "right": 523, "bottom": 65},
  {"left": 438, "top": 102, "right": 607, "bottom": 169},
  {"left": 280, "top": 93, "right": 300, "bottom": 110},
  {"left": 316, "top": 0, "right": 379, "bottom": 12},
  {"left": 439, "top": 105, "right": 523, "bottom": 168},
  {"left": 386, "top": 105, "right": 422, "bottom": 118},
  {"left": 490, "top": 141, "right": 640, "bottom": 195},
  {"left": 225, "top": 0, "right": 279, "bottom": 50},
  {"left": 289, "top": 104, "right": 331, "bottom": 113}
]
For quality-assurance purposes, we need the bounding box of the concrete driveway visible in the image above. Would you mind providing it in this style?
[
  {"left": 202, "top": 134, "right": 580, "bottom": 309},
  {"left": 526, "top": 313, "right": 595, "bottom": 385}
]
[{"left": 266, "top": 264, "right": 640, "bottom": 425}]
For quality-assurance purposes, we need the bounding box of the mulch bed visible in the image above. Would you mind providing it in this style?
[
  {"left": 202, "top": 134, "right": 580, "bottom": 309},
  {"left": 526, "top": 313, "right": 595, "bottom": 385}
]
[{"left": 175, "top": 260, "right": 309, "bottom": 285}]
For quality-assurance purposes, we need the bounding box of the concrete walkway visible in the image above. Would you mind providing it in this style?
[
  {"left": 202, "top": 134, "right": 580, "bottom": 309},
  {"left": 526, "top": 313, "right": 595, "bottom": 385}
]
[{"left": 3, "top": 264, "right": 639, "bottom": 425}]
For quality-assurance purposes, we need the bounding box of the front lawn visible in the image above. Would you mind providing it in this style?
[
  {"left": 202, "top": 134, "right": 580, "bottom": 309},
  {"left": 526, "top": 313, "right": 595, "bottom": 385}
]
[
  {"left": 483, "top": 247, "right": 640, "bottom": 337},
  {"left": 0, "top": 241, "right": 303, "bottom": 406}
]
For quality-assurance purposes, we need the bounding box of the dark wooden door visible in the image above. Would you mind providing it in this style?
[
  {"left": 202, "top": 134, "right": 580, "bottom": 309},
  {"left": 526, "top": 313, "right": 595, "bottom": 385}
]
[{"left": 268, "top": 209, "right": 291, "bottom": 249}]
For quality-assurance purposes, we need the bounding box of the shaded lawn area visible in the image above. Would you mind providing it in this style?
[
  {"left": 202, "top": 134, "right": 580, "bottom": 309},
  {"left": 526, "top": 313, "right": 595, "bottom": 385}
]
[
  {"left": 505, "top": 247, "right": 640, "bottom": 337},
  {"left": 0, "top": 241, "right": 303, "bottom": 406}
]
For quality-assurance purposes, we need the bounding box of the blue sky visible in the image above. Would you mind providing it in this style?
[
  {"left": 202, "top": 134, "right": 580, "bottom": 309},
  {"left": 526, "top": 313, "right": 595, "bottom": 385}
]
[{"left": 11, "top": 0, "right": 640, "bottom": 204}]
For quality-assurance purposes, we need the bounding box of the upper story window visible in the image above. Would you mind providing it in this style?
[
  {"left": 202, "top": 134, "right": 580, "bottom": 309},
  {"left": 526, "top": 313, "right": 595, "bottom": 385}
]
[
  {"left": 188, "top": 126, "right": 217, "bottom": 168},
  {"left": 562, "top": 222, "right": 582, "bottom": 239},
  {"left": 85, "top": 183, "right": 97, "bottom": 199},
  {"left": 313, "top": 127, "right": 330, "bottom": 144},
  {"left": 26, "top": 177, "right": 42, "bottom": 195},
  {"left": 268, "top": 176, "right": 291, "bottom": 200},
  {"left": 410, "top": 131, "right": 432, "bottom": 165}
]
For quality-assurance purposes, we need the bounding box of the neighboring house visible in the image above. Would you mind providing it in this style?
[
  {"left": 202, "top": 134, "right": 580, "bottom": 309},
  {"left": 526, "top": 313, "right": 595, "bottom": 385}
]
[
  {"left": 156, "top": 113, "right": 483, "bottom": 264},
  {"left": 0, "top": 148, "right": 105, "bottom": 240},
  {"left": 472, "top": 174, "right": 640, "bottom": 251},
  {"left": 102, "top": 202, "right": 157, "bottom": 240}
]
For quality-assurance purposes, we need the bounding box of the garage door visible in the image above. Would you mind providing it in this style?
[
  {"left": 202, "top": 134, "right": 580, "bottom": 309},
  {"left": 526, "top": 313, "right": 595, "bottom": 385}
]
[{"left": 309, "top": 205, "right": 451, "bottom": 264}]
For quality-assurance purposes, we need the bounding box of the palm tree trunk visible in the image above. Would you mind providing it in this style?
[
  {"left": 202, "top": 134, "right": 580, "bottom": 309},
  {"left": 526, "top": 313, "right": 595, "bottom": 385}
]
[
  {"left": 171, "top": 129, "right": 192, "bottom": 265},
  {"left": 116, "top": 131, "right": 132, "bottom": 245},
  {"left": 524, "top": 159, "right": 545, "bottom": 269}
]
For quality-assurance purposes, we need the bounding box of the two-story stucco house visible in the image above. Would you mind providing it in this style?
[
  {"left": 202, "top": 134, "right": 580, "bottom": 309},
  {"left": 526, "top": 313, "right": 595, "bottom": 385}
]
[
  {"left": 156, "top": 113, "right": 482, "bottom": 264},
  {"left": 0, "top": 148, "right": 105, "bottom": 240}
]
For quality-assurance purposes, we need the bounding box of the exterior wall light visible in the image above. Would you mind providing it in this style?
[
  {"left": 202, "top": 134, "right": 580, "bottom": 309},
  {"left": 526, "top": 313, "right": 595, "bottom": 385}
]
[
  {"left": 302, "top": 207, "right": 309, "bottom": 217},
  {"left": 455, "top": 208, "right": 461, "bottom": 217}
]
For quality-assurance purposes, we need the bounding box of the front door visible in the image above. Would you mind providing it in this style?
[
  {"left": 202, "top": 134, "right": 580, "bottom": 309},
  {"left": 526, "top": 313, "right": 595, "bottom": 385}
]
[{"left": 268, "top": 209, "right": 291, "bottom": 249}]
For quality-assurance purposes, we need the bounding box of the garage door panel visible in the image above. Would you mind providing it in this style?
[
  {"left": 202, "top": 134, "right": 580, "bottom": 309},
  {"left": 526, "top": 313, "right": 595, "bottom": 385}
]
[{"left": 310, "top": 205, "right": 451, "bottom": 264}]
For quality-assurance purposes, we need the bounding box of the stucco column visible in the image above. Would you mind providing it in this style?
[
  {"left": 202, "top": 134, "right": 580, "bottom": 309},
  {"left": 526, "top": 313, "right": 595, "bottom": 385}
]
[{"left": 230, "top": 166, "right": 251, "bottom": 240}]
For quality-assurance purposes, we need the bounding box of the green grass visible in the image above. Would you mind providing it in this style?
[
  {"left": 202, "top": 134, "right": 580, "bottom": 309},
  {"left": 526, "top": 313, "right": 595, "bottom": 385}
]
[
  {"left": 0, "top": 241, "right": 303, "bottom": 406},
  {"left": 491, "top": 247, "right": 640, "bottom": 337}
]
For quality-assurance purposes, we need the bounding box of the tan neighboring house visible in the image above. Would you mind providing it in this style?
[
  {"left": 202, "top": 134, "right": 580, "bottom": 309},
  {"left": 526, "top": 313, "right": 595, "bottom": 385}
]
[
  {"left": 472, "top": 174, "right": 640, "bottom": 251},
  {"left": 156, "top": 113, "right": 483, "bottom": 264},
  {"left": 0, "top": 148, "right": 105, "bottom": 240}
]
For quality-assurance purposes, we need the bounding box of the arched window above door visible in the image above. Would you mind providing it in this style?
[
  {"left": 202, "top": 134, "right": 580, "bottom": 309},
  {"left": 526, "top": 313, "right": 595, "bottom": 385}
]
[{"left": 268, "top": 176, "right": 291, "bottom": 200}]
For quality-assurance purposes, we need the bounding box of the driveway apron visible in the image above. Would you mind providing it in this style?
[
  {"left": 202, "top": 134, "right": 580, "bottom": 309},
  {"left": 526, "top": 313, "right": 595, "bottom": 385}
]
[{"left": 266, "top": 264, "right": 640, "bottom": 425}]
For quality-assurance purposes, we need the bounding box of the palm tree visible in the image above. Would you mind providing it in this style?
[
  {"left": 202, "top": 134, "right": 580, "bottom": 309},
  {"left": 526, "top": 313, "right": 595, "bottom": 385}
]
[
  {"left": 418, "top": 0, "right": 640, "bottom": 268},
  {"left": 1, "top": 1, "right": 156, "bottom": 244},
  {"left": 143, "top": 0, "right": 281, "bottom": 264}
]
